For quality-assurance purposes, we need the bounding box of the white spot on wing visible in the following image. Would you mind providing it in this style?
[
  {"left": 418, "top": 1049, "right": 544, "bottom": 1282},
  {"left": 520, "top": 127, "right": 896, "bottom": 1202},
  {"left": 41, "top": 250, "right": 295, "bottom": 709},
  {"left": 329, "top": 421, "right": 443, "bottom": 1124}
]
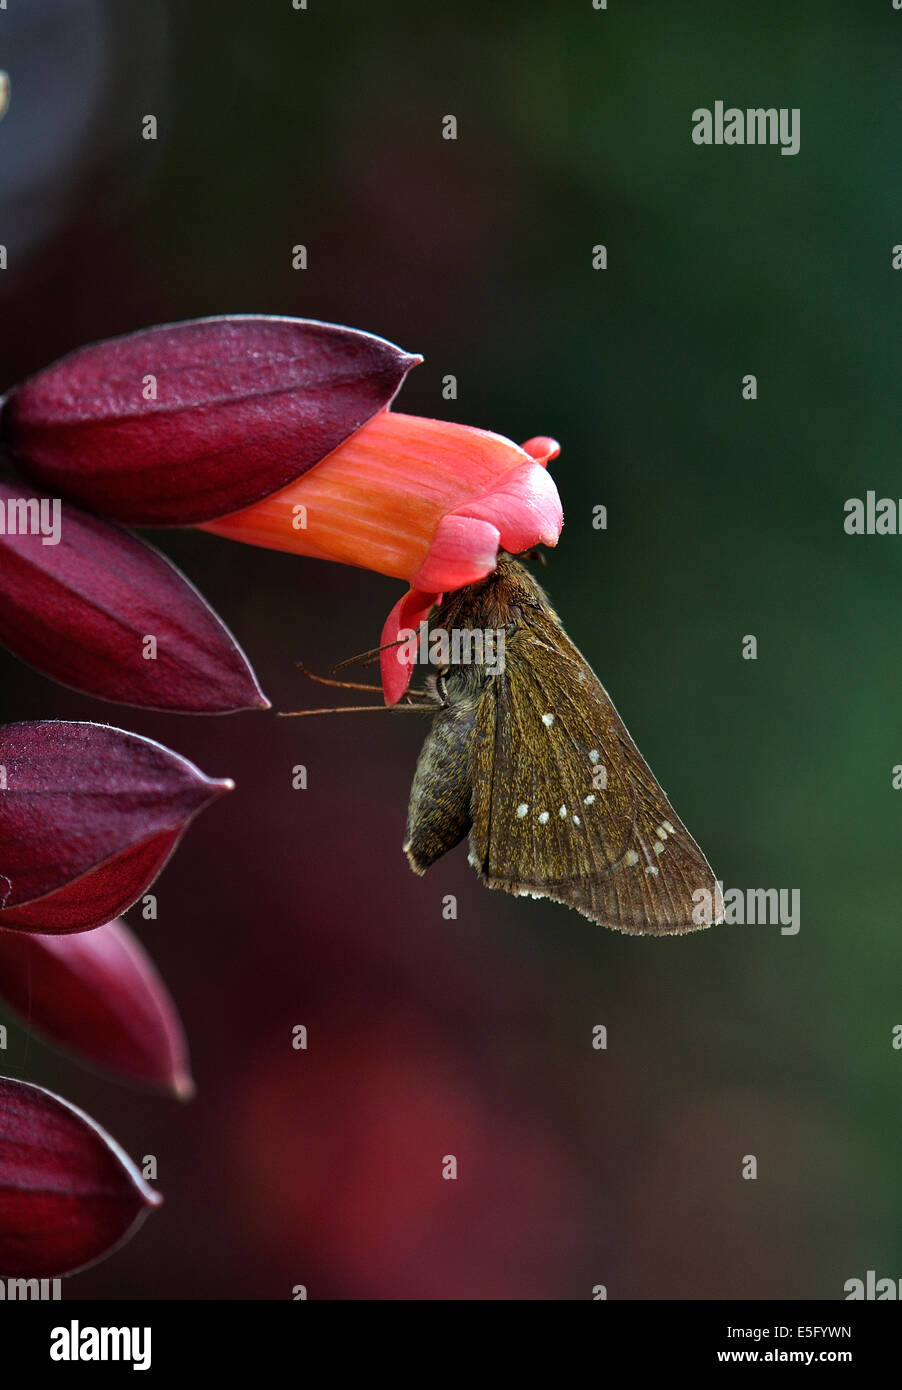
[
  {"left": 516, "top": 803, "right": 529, "bottom": 818},
  {"left": 541, "top": 712, "right": 555, "bottom": 727},
  {"left": 645, "top": 865, "right": 659, "bottom": 877},
  {"left": 663, "top": 821, "right": 675, "bottom": 835},
  {"left": 572, "top": 815, "right": 581, "bottom": 827},
  {"left": 625, "top": 850, "right": 639, "bottom": 866},
  {"left": 559, "top": 805, "right": 568, "bottom": 818},
  {"left": 584, "top": 794, "right": 595, "bottom": 805},
  {"left": 653, "top": 840, "right": 665, "bottom": 855},
  {"left": 538, "top": 811, "right": 550, "bottom": 824},
  {"left": 589, "top": 749, "right": 600, "bottom": 763}
]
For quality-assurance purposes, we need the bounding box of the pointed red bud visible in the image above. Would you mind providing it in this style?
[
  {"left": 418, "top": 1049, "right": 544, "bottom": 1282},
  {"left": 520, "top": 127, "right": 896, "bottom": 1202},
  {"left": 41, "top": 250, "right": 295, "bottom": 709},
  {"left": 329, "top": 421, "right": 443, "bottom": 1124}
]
[
  {"left": 0, "top": 919, "right": 193, "bottom": 1096},
  {"left": 0, "top": 481, "right": 268, "bottom": 712},
  {"left": 2, "top": 316, "right": 421, "bottom": 525},
  {"left": 0, "top": 1076, "right": 161, "bottom": 1276},
  {"left": 0, "top": 721, "right": 232, "bottom": 932}
]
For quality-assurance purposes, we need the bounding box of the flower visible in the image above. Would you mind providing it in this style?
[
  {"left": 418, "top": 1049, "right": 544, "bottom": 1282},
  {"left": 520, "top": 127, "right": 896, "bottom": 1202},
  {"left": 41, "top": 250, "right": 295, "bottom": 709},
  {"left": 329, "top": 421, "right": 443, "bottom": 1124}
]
[
  {"left": 0, "top": 315, "right": 565, "bottom": 1279},
  {"left": 201, "top": 411, "right": 563, "bottom": 702},
  {"left": 2, "top": 317, "right": 563, "bottom": 704}
]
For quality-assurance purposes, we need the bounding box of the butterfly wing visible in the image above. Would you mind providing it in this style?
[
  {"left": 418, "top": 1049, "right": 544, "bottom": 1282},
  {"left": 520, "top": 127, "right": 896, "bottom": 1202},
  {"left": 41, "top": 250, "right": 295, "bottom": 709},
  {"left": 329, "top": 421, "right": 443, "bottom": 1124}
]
[
  {"left": 467, "top": 615, "right": 721, "bottom": 935},
  {"left": 404, "top": 698, "right": 478, "bottom": 872}
]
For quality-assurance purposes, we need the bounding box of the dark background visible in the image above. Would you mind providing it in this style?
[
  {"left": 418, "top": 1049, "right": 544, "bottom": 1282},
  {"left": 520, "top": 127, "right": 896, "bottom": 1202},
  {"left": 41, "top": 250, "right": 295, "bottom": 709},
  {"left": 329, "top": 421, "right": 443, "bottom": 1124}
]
[{"left": 1, "top": 0, "right": 900, "bottom": 1298}]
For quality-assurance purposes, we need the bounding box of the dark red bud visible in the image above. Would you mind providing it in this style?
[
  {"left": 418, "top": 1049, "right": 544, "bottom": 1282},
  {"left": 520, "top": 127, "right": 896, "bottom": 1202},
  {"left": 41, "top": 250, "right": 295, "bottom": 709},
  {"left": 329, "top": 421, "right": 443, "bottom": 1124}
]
[
  {"left": 2, "top": 315, "right": 421, "bottom": 525},
  {"left": 0, "top": 481, "right": 269, "bottom": 712},
  {"left": 0, "top": 721, "right": 231, "bottom": 932},
  {"left": 0, "top": 1076, "right": 161, "bottom": 1276},
  {"left": 0, "top": 919, "right": 193, "bottom": 1096}
]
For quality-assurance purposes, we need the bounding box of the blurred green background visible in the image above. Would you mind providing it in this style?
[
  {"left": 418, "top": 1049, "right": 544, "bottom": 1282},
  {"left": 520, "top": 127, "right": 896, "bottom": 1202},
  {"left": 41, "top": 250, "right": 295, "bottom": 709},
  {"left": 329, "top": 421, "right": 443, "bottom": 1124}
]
[{"left": 0, "top": 0, "right": 900, "bottom": 1298}]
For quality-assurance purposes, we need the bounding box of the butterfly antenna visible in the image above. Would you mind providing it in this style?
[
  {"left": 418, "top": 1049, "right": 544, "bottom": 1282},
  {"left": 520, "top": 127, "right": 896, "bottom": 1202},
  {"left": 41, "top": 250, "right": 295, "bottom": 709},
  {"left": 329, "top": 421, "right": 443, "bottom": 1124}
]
[
  {"left": 279, "top": 699, "right": 436, "bottom": 718},
  {"left": 295, "top": 662, "right": 384, "bottom": 694},
  {"left": 330, "top": 630, "right": 415, "bottom": 674}
]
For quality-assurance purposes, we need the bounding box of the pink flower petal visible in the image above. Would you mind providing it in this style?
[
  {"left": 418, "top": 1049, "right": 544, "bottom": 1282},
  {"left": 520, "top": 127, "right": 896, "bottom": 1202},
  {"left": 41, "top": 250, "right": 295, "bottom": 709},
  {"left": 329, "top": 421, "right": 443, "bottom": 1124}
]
[
  {"left": 411, "top": 514, "right": 502, "bottom": 592},
  {"left": 452, "top": 460, "right": 563, "bottom": 555},
  {"left": 379, "top": 588, "right": 439, "bottom": 706},
  {"left": 377, "top": 448, "right": 565, "bottom": 703},
  {"left": 521, "top": 436, "right": 561, "bottom": 464},
  {"left": 0, "top": 1076, "right": 161, "bottom": 1276},
  {"left": 0, "top": 919, "right": 193, "bottom": 1096}
]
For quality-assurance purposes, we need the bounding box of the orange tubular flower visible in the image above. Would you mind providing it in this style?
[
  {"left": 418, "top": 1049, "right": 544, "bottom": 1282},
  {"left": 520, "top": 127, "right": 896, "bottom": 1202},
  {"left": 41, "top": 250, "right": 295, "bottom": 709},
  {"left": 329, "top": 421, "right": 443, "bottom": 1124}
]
[
  {"left": 201, "top": 411, "right": 563, "bottom": 703},
  {"left": 2, "top": 316, "right": 564, "bottom": 706}
]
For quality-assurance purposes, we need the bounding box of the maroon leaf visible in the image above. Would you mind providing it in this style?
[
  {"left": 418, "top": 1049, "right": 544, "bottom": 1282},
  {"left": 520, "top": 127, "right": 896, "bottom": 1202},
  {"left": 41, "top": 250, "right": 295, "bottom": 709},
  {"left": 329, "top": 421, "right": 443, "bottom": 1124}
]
[
  {"left": 0, "top": 919, "right": 193, "bottom": 1096},
  {"left": 0, "top": 1076, "right": 160, "bottom": 1276},
  {"left": 2, "top": 315, "right": 422, "bottom": 524},
  {"left": 0, "top": 480, "right": 269, "bottom": 713},
  {"left": 0, "top": 721, "right": 232, "bottom": 932}
]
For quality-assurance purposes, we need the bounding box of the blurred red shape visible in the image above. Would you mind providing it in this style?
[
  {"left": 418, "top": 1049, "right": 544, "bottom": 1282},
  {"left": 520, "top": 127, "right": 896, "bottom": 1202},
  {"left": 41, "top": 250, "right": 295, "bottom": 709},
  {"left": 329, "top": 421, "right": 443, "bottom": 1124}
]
[{"left": 235, "top": 1010, "right": 592, "bottom": 1299}]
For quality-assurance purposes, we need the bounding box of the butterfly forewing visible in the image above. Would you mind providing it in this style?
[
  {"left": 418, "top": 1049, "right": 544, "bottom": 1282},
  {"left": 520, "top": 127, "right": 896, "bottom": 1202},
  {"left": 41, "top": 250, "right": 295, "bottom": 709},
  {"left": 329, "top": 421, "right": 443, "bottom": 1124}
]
[{"left": 464, "top": 574, "right": 720, "bottom": 934}]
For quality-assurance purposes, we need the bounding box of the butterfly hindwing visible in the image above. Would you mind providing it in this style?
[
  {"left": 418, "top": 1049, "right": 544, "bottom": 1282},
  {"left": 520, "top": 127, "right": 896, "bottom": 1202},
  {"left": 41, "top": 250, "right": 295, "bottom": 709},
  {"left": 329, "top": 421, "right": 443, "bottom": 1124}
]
[{"left": 405, "top": 698, "right": 477, "bottom": 872}]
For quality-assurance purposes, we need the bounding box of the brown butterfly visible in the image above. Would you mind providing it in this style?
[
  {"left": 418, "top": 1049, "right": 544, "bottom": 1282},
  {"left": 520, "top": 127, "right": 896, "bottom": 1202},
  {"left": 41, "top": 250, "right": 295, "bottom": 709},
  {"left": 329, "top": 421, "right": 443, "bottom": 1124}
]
[{"left": 402, "top": 555, "right": 722, "bottom": 935}]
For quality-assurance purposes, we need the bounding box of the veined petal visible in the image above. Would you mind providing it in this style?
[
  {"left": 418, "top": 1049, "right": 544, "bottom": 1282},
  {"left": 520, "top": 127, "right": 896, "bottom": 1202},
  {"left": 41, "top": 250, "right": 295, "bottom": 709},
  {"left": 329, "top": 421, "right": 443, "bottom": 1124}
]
[{"left": 201, "top": 411, "right": 562, "bottom": 582}]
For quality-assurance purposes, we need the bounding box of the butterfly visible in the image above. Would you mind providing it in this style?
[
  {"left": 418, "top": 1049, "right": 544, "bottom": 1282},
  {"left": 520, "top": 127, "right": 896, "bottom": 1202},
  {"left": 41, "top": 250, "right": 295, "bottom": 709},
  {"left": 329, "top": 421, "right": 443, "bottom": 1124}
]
[{"left": 403, "top": 555, "right": 722, "bottom": 934}]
